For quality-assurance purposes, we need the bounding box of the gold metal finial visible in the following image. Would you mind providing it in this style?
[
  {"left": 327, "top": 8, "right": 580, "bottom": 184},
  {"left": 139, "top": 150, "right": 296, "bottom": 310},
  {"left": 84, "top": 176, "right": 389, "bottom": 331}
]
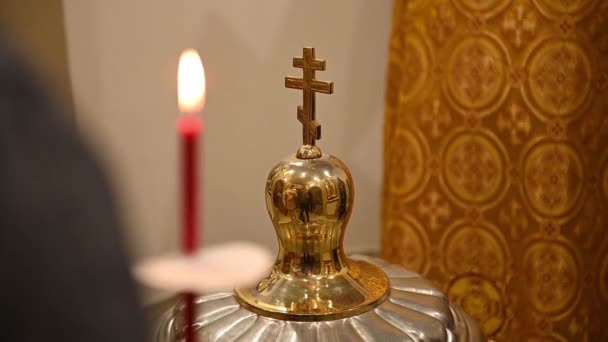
[
  {"left": 235, "top": 154, "right": 389, "bottom": 321},
  {"left": 234, "top": 48, "right": 388, "bottom": 322},
  {"left": 285, "top": 47, "right": 334, "bottom": 158}
]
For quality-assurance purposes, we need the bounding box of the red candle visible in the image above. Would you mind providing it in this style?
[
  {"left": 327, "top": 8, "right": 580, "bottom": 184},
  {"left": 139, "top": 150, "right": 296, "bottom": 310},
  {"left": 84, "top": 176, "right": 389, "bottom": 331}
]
[
  {"left": 177, "top": 48, "right": 206, "bottom": 342},
  {"left": 177, "top": 115, "right": 202, "bottom": 253}
]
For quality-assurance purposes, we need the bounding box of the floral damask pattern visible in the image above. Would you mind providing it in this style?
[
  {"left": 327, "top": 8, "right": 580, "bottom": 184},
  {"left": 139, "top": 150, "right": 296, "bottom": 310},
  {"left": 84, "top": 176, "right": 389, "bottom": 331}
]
[
  {"left": 382, "top": 0, "right": 608, "bottom": 340},
  {"left": 442, "top": 132, "right": 507, "bottom": 206},
  {"left": 446, "top": 37, "right": 508, "bottom": 112},
  {"left": 523, "top": 142, "right": 584, "bottom": 218},
  {"left": 523, "top": 241, "right": 579, "bottom": 314},
  {"left": 448, "top": 274, "right": 505, "bottom": 336},
  {"left": 442, "top": 224, "right": 508, "bottom": 280},
  {"left": 383, "top": 217, "right": 429, "bottom": 274},
  {"left": 525, "top": 41, "right": 592, "bottom": 118}
]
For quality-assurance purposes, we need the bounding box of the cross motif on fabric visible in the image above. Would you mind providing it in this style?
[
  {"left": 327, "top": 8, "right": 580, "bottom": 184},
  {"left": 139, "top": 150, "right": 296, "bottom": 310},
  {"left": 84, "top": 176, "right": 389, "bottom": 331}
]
[
  {"left": 285, "top": 47, "right": 334, "bottom": 146},
  {"left": 421, "top": 99, "right": 452, "bottom": 138},
  {"left": 417, "top": 190, "right": 451, "bottom": 231},
  {"left": 498, "top": 103, "right": 531, "bottom": 145},
  {"left": 503, "top": 4, "right": 538, "bottom": 48}
]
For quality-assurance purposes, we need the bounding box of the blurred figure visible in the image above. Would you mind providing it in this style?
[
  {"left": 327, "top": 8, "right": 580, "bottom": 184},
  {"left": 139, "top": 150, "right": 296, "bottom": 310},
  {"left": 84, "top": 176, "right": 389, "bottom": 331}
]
[{"left": 0, "top": 37, "right": 146, "bottom": 341}]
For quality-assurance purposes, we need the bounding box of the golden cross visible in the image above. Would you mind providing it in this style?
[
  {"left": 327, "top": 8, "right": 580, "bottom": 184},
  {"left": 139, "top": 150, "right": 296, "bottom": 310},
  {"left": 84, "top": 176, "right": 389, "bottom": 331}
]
[{"left": 285, "top": 47, "right": 334, "bottom": 146}]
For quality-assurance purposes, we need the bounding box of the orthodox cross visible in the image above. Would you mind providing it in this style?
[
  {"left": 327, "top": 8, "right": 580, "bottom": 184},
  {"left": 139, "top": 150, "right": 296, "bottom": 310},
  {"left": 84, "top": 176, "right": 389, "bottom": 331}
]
[{"left": 285, "top": 47, "right": 334, "bottom": 146}]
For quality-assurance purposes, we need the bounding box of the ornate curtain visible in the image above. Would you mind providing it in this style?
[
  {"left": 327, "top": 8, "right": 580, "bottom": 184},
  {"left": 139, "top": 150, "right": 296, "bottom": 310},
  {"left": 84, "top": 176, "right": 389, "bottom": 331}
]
[{"left": 381, "top": 0, "right": 608, "bottom": 340}]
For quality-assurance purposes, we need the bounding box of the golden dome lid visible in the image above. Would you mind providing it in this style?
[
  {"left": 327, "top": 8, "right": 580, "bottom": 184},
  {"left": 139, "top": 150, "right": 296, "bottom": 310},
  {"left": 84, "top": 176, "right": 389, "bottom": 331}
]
[{"left": 234, "top": 47, "right": 390, "bottom": 321}]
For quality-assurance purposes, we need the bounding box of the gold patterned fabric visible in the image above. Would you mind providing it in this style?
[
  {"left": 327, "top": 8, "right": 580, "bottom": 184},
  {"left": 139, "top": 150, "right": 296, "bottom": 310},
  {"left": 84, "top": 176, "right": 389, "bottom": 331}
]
[{"left": 381, "top": 0, "right": 608, "bottom": 340}]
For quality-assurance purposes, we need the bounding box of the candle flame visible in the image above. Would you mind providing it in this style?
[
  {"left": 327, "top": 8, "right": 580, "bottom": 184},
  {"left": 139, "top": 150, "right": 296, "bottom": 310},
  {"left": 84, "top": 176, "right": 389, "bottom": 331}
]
[{"left": 178, "top": 49, "right": 206, "bottom": 114}]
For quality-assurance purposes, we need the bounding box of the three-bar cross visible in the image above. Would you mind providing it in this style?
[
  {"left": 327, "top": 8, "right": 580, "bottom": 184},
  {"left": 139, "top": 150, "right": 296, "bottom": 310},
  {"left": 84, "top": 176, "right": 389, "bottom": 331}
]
[{"left": 285, "top": 47, "right": 334, "bottom": 146}]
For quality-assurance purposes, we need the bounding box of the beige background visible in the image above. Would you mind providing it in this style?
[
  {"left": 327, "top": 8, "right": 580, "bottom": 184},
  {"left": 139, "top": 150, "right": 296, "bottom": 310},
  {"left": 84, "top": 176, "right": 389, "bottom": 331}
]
[
  {"left": 62, "top": 1, "right": 392, "bottom": 268},
  {"left": 0, "top": 0, "right": 73, "bottom": 111}
]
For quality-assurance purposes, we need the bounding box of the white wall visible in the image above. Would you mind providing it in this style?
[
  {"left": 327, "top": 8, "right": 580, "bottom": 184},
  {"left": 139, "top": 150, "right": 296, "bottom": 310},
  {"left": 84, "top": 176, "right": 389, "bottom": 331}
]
[{"left": 63, "top": 1, "right": 392, "bottom": 264}]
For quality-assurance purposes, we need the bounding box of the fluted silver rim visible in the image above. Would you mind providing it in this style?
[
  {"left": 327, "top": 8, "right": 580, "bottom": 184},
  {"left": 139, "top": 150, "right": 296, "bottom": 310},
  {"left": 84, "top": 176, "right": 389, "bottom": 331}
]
[{"left": 155, "top": 255, "right": 485, "bottom": 341}]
